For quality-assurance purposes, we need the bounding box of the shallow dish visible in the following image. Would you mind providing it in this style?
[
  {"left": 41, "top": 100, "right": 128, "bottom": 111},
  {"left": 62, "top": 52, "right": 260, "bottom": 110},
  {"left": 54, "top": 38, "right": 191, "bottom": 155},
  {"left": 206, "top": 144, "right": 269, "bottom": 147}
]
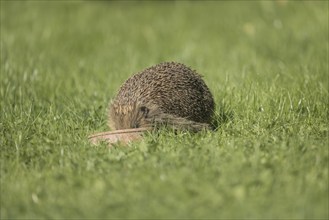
[{"left": 88, "top": 127, "right": 151, "bottom": 145}]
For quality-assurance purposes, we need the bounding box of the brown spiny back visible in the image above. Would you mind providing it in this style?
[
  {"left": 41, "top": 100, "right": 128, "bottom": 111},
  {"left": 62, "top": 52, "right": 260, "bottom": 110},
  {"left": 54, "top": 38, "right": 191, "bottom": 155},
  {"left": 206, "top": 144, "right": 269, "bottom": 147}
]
[{"left": 109, "top": 62, "right": 215, "bottom": 131}]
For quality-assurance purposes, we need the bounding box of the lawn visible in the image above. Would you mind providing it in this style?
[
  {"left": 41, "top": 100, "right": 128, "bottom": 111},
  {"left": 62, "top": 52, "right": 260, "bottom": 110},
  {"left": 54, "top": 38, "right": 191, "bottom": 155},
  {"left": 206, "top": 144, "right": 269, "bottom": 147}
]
[{"left": 1, "top": 1, "right": 328, "bottom": 219}]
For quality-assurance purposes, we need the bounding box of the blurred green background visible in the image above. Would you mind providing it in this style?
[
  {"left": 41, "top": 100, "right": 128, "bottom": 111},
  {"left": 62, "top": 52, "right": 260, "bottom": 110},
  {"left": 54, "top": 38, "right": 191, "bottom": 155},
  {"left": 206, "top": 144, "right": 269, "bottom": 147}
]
[{"left": 1, "top": 1, "right": 328, "bottom": 219}]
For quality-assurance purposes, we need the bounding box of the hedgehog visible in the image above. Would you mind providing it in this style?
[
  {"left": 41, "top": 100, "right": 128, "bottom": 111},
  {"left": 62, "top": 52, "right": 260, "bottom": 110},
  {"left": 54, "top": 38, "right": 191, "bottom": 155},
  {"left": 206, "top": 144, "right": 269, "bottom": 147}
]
[{"left": 108, "top": 62, "right": 215, "bottom": 132}]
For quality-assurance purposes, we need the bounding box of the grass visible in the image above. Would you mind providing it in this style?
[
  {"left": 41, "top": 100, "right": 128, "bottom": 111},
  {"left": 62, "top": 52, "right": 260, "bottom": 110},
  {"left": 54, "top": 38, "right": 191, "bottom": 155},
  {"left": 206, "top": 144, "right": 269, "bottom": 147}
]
[{"left": 1, "top": 1, "right": 328, "bottom": 219}]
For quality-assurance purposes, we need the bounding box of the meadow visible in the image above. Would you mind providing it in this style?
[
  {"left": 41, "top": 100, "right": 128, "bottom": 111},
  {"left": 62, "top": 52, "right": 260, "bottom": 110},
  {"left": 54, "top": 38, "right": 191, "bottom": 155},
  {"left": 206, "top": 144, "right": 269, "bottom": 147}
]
[{"left": 1, "top": 1, "right": 328, "bottom": 219}]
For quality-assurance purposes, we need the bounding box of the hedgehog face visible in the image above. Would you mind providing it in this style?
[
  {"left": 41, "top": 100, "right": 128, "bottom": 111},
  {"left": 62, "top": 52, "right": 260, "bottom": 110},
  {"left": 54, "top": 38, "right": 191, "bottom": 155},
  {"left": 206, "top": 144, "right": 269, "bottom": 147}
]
[
  {"left": 108, "top": 101, "right": 161, "bottom": 130},
  {"left": 129, "top": 105, "right": 150, "bottom": 129}
]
